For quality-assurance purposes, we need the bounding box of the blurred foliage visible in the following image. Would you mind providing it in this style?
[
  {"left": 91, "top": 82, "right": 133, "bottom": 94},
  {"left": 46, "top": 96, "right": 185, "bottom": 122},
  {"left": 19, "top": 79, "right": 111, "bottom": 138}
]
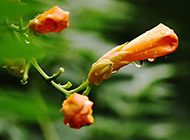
[{"left": 0, "top": 0, "right": 190, "bottom": 140}]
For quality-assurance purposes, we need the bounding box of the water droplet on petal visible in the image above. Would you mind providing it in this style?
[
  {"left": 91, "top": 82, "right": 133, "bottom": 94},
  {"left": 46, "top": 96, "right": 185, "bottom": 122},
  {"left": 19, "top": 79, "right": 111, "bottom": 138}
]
[
  {"left": 21, "top": 79, "right": 28, "bottom": 85},
  {"left": 94, "top": 71, "right": 99, "bottom": 76},
  {"left": 160, "top": 30, "right": 166, "bottom": 35},
  {"left": 144, "top": 50, "right": 148, "bottom": 54},
  {"left": 25, "top": 40, "right": 30, "bottom": 44},
  {"left": 112, "top": 70, "right": 118, "bottom": 74},
  {"left": 148, "top": 58, "right": 156, "bottom": 62},
  {"left": 34, "top": 19, "right": 38, "bottom": 23},
  {"left": 24, "top": 33, "right": 29, "bottom": 38},
  {"left": 20, "top": 70, "right": 24, "bottom": 74},
  {"left": 134, "top": 60, "right": 143, "bottom": 68}
]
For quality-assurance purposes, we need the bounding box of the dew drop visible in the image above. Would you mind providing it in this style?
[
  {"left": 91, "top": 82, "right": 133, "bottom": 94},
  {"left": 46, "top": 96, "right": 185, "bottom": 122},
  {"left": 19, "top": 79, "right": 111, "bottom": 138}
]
[
  {"left": 94, "top": 71, "right": 99, "bottom": 76},
  {"left": 34, "top": 19, "right": 38, "bottom": 23},
  {"left": 134, "top": 60, "right": 143, "bottom": 68},
  {"left": 21, "top": 79, "right": 28, "bottom": 85},
  {"left": 24, "top": 33, "right": 29, "bottom": 38},
  {"left": 26, "top": 34, "right": 29, "bottom": 38},
  {"left": 160, "top": 30, "right": 166, "bottom": 35},
  {"left": 20, "top": 69, "right": 24, "bottom": 74},
  {"left": 144, "top": 50, "right": 148, "bottom": 54},
  {"left": 112, "top": 70, "right": 118, "bottom": 74},
  {"left": 25, "top": 40, "right": 30, "bottom": 44},
  {"left": 148, "top": 58, "right": 156, "bottom": 62}
]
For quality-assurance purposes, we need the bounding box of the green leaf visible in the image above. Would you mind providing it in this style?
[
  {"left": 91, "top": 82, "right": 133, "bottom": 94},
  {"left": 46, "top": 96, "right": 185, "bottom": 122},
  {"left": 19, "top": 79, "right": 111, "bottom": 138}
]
[{"left": 0, "top": 39, "right": 44, "bottom": 59}]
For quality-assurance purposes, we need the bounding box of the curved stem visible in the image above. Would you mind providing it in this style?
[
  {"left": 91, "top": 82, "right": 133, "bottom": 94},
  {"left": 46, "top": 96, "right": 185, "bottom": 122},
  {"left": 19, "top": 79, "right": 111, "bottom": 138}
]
[
  {"left": 61, "top": 81, "right": 72, "bottom": 89},
  {"left": 9, "top": 24, "right": 20, "bottom": 32},
  {"left": 31, "top": 58, "right": 70, "bottom": 97},
  {"left": 21, "top": 61, "right": 31, "bottom": 85},
  {"left": 4, "top": 17, "right": 92, "bottom": 98},
  {"left": 68, "top": 80, "right": 89, "bottom": 94},
  {"left": 19, "top": 16, "right": 24, "bottom": 30},
  {"left": 31, "top": 58, "right": 49, "bottom": 80},
  {"left": 3, "top": 18, "right": 17, "bottom": 38},
  {"left": 22, "top": 24, "right": 29, "bottom": 33},
  {"left": 47, "top": 67, "right": 64, "bottom": 81},
  {"left": 83, "top": 85, "right": 91, "bottom": 96},
  {"left": 50, "top": 81, "right": 70, "bottom": 97}
]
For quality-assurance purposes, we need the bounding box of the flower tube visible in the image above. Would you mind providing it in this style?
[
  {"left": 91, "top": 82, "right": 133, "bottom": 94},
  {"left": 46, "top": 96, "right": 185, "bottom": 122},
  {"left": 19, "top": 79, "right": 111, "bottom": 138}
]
[{"left": 88, "top": 23, "right": 178, "bottom": 86}]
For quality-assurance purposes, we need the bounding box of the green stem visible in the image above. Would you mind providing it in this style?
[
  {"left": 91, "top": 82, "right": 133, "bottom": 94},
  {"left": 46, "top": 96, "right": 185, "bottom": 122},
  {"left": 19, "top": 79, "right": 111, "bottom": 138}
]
[
  {"left": 61, "top": 81, "right": 72, "bottom": 89},
  {"left": 21, "top": 61, "right": 31, "bottom": 85},
  {"left": 19, "top": 16, "right": 24, "bottom": 30},
  {"left": 50, "top": 81, "right": 70, "bottom": 97},
  {"left": 47, "top": 67, "right": 64, "bottom": 81},
  {"left": 4, "top": 17, "right": 91, "bottom": 97},
  {"left": 6, "top": 18, "right": 28, "bottom": 33},
  {"left": 68, "top": 80, "right": 89, "bottom": 94},
  {"left": 22, "top": 24, "right": 29, "bottom": 32},
  {"left": 31, "top": 58, "right": 70, "bottom": 97},
  {"left": 3, "top": 19, "right": 16, "bottom": 38},
  {"left": 31, "top": 58, "right": 49, "bottom": 80},
  {"left": 83, "top": 85, "right": 91, "bottom": 96},
  {"left": 4, "top": 18, "right": 28, "bottom": 43},
  {"left": 9, "top": 24, "right": 19, "bottom": 32}
]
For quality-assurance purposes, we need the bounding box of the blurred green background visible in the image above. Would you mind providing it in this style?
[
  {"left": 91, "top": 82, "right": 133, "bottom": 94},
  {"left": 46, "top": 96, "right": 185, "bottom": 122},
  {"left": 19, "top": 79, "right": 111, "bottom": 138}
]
[{"left": 0, "top": 0, "right": 189, "bottom": 140}]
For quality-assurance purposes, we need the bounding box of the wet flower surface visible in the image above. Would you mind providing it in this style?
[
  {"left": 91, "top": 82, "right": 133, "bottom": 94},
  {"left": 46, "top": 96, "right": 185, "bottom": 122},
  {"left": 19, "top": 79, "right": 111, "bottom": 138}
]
[
  {"left": 61, "top": 93, "right": 94, "bottom": 129},
  {"left": 29, "top": 6, "right": 69, "bottom": 35},
  {"left": 88, "top": 23, "right": 179, "bottom": 86}
]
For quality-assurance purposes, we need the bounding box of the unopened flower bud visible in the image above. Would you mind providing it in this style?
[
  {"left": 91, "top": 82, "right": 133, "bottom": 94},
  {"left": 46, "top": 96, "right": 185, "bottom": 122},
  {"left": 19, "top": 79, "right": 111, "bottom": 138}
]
[
  {"left": 88, "top": 23, "right": 178, "bottom": 86},
  {"left": 61, "top": 93, "right": 94, "bottom": 129},
  {"left": 29, "top": 6, "right": 69, "bottom": 35}
]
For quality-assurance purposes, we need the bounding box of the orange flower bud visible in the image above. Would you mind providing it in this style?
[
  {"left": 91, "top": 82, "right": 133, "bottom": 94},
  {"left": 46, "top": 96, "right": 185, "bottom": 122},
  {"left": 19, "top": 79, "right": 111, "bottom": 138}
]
[
  {"left": 88, "top": 23, "right": 178, "bottom": 85},
  {"left": 3, "top": 58, "right": 26, "bottom": 77},
  {"left": 61, "top": 93, "right": 94, "bottom": 129},
  {"left": 29, "top": 6, "right": 69, "bottom": 35}
]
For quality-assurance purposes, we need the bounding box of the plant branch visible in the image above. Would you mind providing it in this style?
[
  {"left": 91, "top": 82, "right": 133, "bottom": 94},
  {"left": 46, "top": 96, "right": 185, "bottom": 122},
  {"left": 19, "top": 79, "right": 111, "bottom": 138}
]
[
  {"left": 21, "top": 61, "right": 31, "bottom": 85},
  {"left": 19, "top": 16, "right": 24, "bottom": 30},
  {"left": 47, "top": 67, "right": 64, "bottom": 81},
  {"left": 61, "top": 81, "right": 72, "bottom": 89},
  {"left": 83, "top": 85, "right": 91, "bottom": 96},
  {"left": 68, "top": 80, "right": 89, "bottom": 94},
  {"left": 31, "top": 58, "right": 70, "bottom": 97}
]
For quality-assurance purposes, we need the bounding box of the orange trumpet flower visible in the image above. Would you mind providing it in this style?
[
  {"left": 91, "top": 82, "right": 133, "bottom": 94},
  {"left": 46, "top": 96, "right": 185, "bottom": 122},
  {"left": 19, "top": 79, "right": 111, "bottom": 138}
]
[
  {"left": 61, "top": 93, "right": 94, "bottom": 129},
  {"left": 29, "top": 6, "right": 69, "bottom": 35},
  {"left": 88, "top": 23, "right": 178, "bottom": 86}
]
